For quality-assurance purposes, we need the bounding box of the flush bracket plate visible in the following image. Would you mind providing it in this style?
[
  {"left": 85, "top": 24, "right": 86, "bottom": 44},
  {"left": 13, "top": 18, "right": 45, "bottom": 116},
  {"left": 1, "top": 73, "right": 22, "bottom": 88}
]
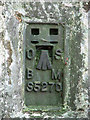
[{"left": 24, "top": 23, "right": 65, "bottom": 107}]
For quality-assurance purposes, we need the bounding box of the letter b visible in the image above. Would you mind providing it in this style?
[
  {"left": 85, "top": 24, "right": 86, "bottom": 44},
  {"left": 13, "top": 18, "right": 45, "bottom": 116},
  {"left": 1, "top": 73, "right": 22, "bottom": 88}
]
[{"left": 26, "top": 68, "right": 33, "bottom": 79}]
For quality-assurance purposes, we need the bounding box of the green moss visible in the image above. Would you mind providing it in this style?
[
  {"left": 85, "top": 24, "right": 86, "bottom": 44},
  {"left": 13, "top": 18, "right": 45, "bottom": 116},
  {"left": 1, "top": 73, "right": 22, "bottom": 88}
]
[{"left": 23, "top": 106, "right": 68, "bottom": 117}]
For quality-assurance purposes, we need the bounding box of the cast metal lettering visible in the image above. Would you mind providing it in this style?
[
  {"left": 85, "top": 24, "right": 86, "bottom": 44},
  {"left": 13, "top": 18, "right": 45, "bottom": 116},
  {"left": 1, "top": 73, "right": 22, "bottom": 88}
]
[
  {"left": 26, "top": 81, "right": 62, "bottom": 92},
  {"left": 26, "top": 68, "right": 33, "bottom": 79},
  {"left": 27, "top": 82, "right": 33, "bottom": 92},
  {"left": 48, "top": 82, "right": 54, "bottom": 92},
  {"left": 55, "top": 49, "right": 62, "bottom": 60},
  {"left": 52, "top": 69, "right": 61, "bottom": 80},
  {"left": 26, "top": 49, "right": 34, "bottom": 60},
  {"left": 34, "top": 82, "right": 40, "bottom": 92},
  {"left": 55, "top": 83, "right": 62, "bottom": 92},
  {"left": 41, "top": 82, "right": 48, "bottom": 92}
]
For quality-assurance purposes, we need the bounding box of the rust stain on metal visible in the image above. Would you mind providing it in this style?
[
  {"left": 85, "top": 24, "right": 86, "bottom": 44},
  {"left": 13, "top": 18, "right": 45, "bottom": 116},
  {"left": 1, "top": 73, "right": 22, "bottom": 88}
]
[{"left": 15, "top": 11, "right": 22, "bottom": 23}]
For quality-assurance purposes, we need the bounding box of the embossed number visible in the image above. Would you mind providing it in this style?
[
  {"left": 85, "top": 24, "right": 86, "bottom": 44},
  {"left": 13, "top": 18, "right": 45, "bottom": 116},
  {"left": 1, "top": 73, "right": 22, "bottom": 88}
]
[
  {"left": 26, "top": 82, "right": 62, "bottom": 92},
  {"left": 55, "top": 83, "right": 62, "bottom": 92},
  {"left": 41, "top": 82, "right": 48, "bottom": 92},
  {"left": 48, "top": 82, "right": 54, "bottom": 92},
  {"left": 33, "top": 82, "right": 40, "bottom": 92}
]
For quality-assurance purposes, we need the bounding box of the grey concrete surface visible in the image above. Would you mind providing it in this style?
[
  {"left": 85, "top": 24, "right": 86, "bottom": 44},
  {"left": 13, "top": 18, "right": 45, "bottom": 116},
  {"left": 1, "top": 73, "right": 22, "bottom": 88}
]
[{"left": 88, "top": 10, "right": 90, "bottom": 118}]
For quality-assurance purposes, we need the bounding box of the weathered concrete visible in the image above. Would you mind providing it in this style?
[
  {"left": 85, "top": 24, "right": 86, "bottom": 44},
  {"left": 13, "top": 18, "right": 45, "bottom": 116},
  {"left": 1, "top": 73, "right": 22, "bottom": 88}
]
[{"left": 0, "top": 1, "right": 89, "bottom": 119}]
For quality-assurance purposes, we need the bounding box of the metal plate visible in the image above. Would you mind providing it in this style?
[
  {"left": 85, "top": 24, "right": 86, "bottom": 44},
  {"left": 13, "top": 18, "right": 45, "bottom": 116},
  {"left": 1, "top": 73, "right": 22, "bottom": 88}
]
[{"left": 24, "top": 23, "right": 64, "bottom": 106}]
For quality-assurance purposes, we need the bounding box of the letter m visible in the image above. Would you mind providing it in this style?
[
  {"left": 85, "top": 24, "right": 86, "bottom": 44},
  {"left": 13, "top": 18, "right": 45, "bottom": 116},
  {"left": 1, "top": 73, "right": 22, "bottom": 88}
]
[{"left": 52, "top": 69, "right": 61, "bottom": 80}]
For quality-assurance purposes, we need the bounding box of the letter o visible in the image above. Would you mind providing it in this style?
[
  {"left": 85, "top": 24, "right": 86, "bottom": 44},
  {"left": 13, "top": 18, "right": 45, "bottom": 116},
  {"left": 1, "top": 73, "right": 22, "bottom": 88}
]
[{"left": 26, "top": 48, "right": 34, "bottom": 60}]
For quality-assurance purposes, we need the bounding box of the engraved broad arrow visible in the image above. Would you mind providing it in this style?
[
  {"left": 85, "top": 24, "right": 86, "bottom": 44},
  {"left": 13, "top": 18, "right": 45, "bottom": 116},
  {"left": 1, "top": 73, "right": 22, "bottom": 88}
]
[{"left": 36, "top": 50, "right": 52, "bottom": 71}]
